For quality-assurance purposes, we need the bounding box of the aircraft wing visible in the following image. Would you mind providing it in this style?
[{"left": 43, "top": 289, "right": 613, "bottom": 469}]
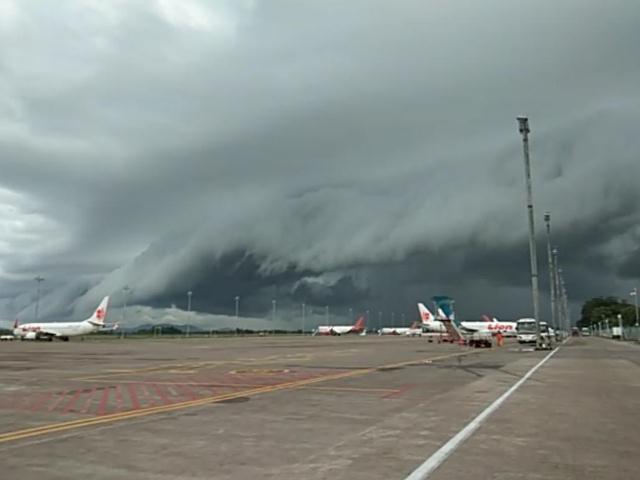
[{"left": 35, "top": 328, "right": 59, "bottom": 338}]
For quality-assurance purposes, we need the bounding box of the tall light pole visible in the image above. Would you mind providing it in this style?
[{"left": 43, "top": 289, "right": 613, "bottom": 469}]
[
  {"left": 272, "top": 299, "right": 277, "bottom": 322},
  {"left": 552, "top": 248, "right": 561, "bottom": 332},
  {"left": 302, "top": 302, "right": 306, "bottom": 335},
  {"left": 34, "top": 276, "right": 44, "bottom": 322},
  {"left": 122, "top": 285, "right": 131, "bottom": 339},
  {"left": 544, "top": 213, "right": 557, "bottom": 331},
  {"left": 235, "top": 296, "right": 240, "bottom": 321},
  {"left": 517, "top": 116, "right": 541, "bottom": 348},
  {"left": 557, "top": 267, "right": 565, "bottom": 331},
  {"left": 325, "top": 305, "right": 329, "bottom": 326},
  {"left": 186, "top": 291, "right": 193, "bottom": 338},
  {"left": 630, "top": 288, "right": 639, "bottom": 327}
]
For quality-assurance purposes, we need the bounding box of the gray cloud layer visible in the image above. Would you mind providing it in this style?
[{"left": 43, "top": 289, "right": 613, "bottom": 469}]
[{"left": 1, "top": 0, "right": 639, "bottom": 327}]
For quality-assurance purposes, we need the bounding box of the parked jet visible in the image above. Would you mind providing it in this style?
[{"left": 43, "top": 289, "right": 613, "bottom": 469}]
[
  {"left": 13, "top": 296, "right": 116, "bottom": 341},
  {"left": 378, "top": 321, "right": 421, "bottom": 336},
  {"left": 314, "top": 315, "right": 366, "bottom": 336},
  {"left": 460, "top": 315, "right": 517, "bottom": 336}
]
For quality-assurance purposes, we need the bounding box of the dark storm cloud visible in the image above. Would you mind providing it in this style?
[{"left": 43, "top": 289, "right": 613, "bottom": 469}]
[{"left": 1, "top": 0, "right": 640, "bottom": 327}]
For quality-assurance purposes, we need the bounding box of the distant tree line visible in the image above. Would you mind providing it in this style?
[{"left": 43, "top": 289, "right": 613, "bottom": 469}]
[{"left": 577, "top": 297, "right": 638, "bottom": 328}]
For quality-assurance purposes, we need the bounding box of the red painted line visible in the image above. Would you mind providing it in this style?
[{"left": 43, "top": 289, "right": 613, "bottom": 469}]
[
  {"left": 48, "top": 391, "right": 70, "bottom": 412},
  {"left": 195, "top": 376, "right": 209, "bottom": 397},
  {"left": 141, "top": 384, "right": 157, "bottom": 408},
  {"left": 79, "top": 387, "right": 98, "bottom": 414},
  {"left": 381, "top": 384, "right": 415, "bottom": 399},
  {"left": 29, "top": 392, "right": 54, "bottom": 412},
  {"left": 165, "top": 384, "right": 179, "bottom": 399},
  {"left": 63, "top": 389, "right": 84, "bottom": 413},
  {"left": 176, "top": 383, "right": 198, "bottom": 401},
  {"left": 96, "top": 387, "right": 111, "bottom": 416},
  {"left": 152, "top": 384, "right": 171, "bottom": 405},
  {"left": 127, "top": 384, "right": 141, "bottom": 410},
  {"left": 114, "top": 385, "right": 124, "bottom": 411},
  {"left": 203, "top": 384, "right": 219, "bottom": 396}
]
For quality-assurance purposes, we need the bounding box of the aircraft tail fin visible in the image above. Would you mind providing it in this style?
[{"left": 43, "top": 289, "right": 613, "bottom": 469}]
[
  {"left": 88, "top": 296, "right": 109, "bottom": 325},
  {"left": 13, "top": 319, "right": 19, "bottom": 329},
  {"left": 481, "top": 315, "right": 493, "bottom": 322},
  {"left": 418, "top": 303, "right": 434, "bottom": 324},
  {"left": 353, "top": 315, "right": 366, "bottom": 330}
]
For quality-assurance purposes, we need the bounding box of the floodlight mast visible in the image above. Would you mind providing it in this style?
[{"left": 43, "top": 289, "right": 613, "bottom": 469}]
[{"left": 517, "top": 116, "right": 542, "bottom": 348}]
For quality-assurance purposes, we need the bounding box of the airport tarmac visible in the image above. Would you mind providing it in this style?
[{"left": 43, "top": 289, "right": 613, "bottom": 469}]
[{"left": 0, "top": 336, "right": 637, "bottom": 479}]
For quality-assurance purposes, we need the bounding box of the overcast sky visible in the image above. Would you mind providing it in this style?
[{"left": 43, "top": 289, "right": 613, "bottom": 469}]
[{"left": 1, "top": 0, "right": 639, "bottom": 328}]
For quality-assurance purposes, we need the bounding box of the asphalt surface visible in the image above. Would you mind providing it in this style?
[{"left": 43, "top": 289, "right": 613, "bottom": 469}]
[{"left": 0, "top": 335, "right": 637, "bottom": 479}]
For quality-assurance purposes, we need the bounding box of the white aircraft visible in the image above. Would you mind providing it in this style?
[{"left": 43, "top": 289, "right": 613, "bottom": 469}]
[
  {"left": 13, "top": 296, "right": 116, "bottom": 341},
  {"left": 378, "top": 321, "right": 421, "bottom": 336},
  {"left": 418, "top": 303, "right": 447, "bottom": 333},
  {"left": 314, "top": 315, "right": 366, "bottom": 336},
  {"left": 460, "top": 315, "right": 517, "bottom": 337}
]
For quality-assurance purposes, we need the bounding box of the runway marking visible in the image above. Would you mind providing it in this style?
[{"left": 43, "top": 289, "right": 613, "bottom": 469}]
[
  {"left": 0, "top": 350, "right": 473, "bottom": 445},
  {"left": 381, "top": 384, "right": 415, "bottom": 399},
  {"left": 96, "top": 387, "right": 111, "bottom": 416},
  {"left": 70, "top": 353, "right": 315, "bottom": 382},
  {"left": 127, "top": 384, "right": 140, "bottom": 410},
  {"left": 303, "top": 386, "right": 396, "bottom": 394},
  {"left": 79, "top": 387, "right": 97, "bottom": 414},
  {"left": 47, "top": 391, "right": 69, "bottom": 413},
  {"left": 114, "top": 385, "right": 124, "bottom": 412},
  {"left": 28, "top": 392, "right": 53, "bottom": 412},
  {"left": 153, "top": 384, "right": 170, "bottom": 405},
  {"left": 404, "top": 347, "right": 559, "bottom": 480}
]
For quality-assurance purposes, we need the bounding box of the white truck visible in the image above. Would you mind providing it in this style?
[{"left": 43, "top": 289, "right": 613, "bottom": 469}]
[{"left": 611, "top": 326, "right": 622, "bottom": 340}]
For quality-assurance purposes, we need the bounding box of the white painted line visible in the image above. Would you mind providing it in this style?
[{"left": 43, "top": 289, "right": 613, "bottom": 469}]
[{"left": 404, "top": 347, "right": 559, "bottom": 480}]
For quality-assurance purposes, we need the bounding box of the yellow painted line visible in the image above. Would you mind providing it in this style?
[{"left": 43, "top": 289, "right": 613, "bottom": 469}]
[
  {"left": 0, "top": 350, "right": 473, "bottom": 444},
  {"left": 70, "top": 380, "right": 272, "bottom": 387},
  {"left": 303, "top": 386, "right": 396, "bottom": 393}
]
